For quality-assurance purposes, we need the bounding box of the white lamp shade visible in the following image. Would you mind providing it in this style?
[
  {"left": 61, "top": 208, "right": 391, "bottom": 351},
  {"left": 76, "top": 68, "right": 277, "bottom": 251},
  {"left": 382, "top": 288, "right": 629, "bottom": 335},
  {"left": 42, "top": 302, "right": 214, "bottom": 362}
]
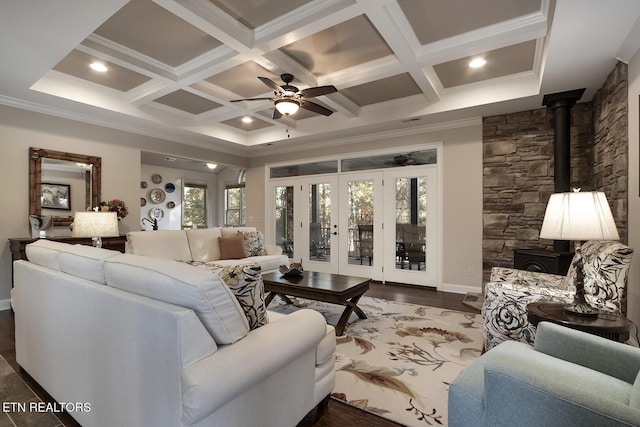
[
  {"left": 275, "top": 99, "right": 300, "bottom": 115},
  {"left": 540, "top": 191, "right": 619, "bottom": 241},
  {"left": 72, "top": 211, "right": 119, "bottom": 238}
]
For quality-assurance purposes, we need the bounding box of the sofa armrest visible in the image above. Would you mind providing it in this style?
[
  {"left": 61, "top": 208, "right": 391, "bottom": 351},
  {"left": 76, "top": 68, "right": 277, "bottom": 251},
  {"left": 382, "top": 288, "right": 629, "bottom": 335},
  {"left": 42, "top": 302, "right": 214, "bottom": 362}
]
[
  {"left": 483, "top": 341, "right": 640, "bottom": 426},
  {"left": 490, "top": 266, "right": 566, "bottom": 288},
  {"left": 180, "top": 309, "right": 327, "bottom": 424},
  {"left": 535, "top": 322, "right": 640, "bottom": 384},
  {"left": 265, "top": 244, "right": 283, "bottom": 256}
]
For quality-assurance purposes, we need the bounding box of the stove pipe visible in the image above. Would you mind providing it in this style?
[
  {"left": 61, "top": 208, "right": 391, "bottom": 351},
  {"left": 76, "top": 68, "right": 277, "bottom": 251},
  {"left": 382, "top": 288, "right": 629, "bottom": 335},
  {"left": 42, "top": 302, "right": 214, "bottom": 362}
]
[{"left": 542, "top": 89, "right": 585, "bottom": 252}]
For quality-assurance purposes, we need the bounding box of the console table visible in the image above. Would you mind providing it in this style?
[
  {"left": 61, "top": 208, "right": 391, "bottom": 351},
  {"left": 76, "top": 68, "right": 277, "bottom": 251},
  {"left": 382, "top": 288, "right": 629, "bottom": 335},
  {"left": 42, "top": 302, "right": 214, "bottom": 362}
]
[
  {"left": 9, "top": 236, "right": 127, "bottom": 262},
  {"left": 527, "top": 302, "right": 632, "bottom": 343}
]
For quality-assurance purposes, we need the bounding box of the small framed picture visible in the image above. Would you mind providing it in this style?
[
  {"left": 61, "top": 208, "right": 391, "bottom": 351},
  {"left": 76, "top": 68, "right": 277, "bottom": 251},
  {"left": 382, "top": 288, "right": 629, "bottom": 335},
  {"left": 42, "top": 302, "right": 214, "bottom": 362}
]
[{"left": 41, "top": 183, "right": 71, "bottom": 210}]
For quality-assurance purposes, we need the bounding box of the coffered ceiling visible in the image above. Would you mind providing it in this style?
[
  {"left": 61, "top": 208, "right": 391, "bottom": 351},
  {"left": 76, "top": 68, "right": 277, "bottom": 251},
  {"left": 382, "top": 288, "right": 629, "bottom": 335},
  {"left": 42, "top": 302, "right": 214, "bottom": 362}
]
[{"left": 2, "top": 0, "right": 640, "bottom": 158}]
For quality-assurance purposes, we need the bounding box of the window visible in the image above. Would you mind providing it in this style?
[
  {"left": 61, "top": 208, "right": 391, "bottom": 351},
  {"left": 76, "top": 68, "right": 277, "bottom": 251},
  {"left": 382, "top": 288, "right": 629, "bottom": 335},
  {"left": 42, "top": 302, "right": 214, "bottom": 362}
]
[
  {"left": 183, "top": 183, "right": 207, "bottom": 228},
  {"left": 224, "top": 184, "right": 245, "bottom": 226}
]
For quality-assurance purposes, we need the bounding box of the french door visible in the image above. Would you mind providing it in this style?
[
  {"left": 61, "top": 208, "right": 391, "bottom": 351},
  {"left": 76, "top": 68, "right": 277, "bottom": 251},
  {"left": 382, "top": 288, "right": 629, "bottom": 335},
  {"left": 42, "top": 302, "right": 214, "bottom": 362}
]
[
  {"left": 299, "top": 176, "right": 339, "bottom": 274},
  {"left": 382, "top": 166, "right": 439, "bottom": 286},
  {"left": 338, "top": 172, "right": 384, "bottom": 280},
  {"left": 268, "top": 166, "right": 439, "bottom": 287}
]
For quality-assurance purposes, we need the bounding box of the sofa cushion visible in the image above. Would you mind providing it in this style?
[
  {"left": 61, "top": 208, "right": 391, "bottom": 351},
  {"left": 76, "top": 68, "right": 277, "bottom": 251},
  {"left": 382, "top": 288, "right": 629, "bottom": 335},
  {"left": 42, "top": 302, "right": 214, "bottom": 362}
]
[
  {"left": 104, "top": 254, "right": 249, "bottom": 344},
  {"left": 25, "top": 239, "right": 66, "bottom": 271},
  {"left": 185, "top": 228, "right": 223, "bottom": 262},
  {"left": 241, "top": 231, "right": 267, "bottom": 256},
  {"left": 247, "top": 254, "right": 286, "bottom": 272},
  {"left": 25, "top": 240, "right": 120, "bottom": 284},
  {"left": 219, "top": 235, "right": 248, "bottom": 260},
  {"left": 186, "top": 262, "right": 267, "bottom": 330},
  {"left": 58, "top": 244, "right": 121, "bottom": 284},
  {"left": 126, "top": 230, "right": 192, "bottom": 261}
]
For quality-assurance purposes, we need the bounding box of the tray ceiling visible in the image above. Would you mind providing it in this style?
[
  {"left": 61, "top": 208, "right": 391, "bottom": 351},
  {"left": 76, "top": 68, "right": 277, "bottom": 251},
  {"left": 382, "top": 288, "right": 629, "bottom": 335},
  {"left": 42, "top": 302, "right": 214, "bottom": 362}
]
[{"left": 2, "top": 0, "right": 640, "bottom": 156}]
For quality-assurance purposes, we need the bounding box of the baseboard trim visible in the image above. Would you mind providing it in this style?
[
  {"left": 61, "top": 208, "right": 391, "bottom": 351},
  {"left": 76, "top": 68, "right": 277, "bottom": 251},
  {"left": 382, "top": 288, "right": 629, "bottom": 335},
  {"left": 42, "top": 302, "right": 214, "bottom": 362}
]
[
  {"left": 442, "top": 283, "right": 482, "bottom": 294},
  {"left": 0, "top": 298, "right": 11, "bottom": 311}
]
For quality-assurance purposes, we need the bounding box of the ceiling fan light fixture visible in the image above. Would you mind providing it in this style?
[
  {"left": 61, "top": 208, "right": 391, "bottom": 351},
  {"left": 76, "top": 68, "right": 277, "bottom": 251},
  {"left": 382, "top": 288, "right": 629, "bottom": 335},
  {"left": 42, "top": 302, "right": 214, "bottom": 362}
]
[{"left": 275, "top": 99, "right": 300, "bottom": 115}]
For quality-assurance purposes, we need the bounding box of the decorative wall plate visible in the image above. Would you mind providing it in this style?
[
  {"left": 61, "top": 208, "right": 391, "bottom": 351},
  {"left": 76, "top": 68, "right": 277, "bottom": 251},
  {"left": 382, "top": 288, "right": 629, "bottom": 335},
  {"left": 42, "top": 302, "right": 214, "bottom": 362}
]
[
  {"left": 165, "top": 183, "right": 175, "bottom": 193},
  {"left": 151, "top": 173, "right": 162, "bottom": 184},
  {"left": 149, "top": 188, "right": 165, "bottom": 203},
  {"left": 167, "top": 201, "right": 175, "bottom": 209},
  {"left": 149, "top": 207, "right": 164, "bottom": 220},
  {"left": 140, "top": 197, "right": 147, "bottom": 207},
  {"left": 140, "top": 181, "right": 148, "bottom": 189}
]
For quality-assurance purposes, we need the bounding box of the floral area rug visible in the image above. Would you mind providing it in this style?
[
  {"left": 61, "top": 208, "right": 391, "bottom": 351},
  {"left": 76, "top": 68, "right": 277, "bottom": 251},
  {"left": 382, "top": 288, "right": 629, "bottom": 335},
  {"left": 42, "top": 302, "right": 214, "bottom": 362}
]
[{"left": 269, "top": 296, "right": 483, "bottom": 426}]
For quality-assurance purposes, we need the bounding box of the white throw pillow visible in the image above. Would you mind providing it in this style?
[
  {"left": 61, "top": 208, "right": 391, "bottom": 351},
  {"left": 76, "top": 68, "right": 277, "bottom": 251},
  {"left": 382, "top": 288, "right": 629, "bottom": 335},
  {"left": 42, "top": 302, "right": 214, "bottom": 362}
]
[
  {"left": 126, "top": 230, "right": 192, "bottom": 261},
  {"left": 185, "top": 228, "right": 223, "bottom": 262},
  {"left": 104, "top": 254, "right": 249, "bottom": 344}
]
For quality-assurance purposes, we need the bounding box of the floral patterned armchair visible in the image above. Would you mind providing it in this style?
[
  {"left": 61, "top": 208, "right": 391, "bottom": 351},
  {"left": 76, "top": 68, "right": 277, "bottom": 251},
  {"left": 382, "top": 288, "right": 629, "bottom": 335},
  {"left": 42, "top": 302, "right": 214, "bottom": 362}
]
[{"left": 481, "top": 240, "right": 634, "bottom": 351}]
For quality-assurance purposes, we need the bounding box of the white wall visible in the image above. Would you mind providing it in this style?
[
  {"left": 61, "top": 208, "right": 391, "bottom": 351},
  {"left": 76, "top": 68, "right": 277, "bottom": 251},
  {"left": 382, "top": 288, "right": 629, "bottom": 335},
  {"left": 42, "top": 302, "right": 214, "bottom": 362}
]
[
  {"left": 627, "top": 50, "right": 640, "bottom": 330},
  {"left": 245, "top": 120, "right": 484, "bottom": 293}
]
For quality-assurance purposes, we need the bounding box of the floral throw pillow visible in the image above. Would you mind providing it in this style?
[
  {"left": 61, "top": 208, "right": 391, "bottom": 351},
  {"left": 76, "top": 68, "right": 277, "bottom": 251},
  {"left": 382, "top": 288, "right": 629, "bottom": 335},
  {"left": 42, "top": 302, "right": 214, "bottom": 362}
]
[
  {"left": 241, "top": 231, "right": 267, "bottom": 256},
  {"left": 182, "top": 261, "right": 267, "bottom": 329}
]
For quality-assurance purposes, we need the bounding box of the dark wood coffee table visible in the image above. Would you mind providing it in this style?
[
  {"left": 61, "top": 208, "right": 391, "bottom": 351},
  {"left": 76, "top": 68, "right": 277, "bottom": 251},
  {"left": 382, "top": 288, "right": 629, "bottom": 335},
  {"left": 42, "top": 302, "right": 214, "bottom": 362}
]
[
  {"left": 262, "top": 271, "right": 371, "bottom": 336},
  {"left": 527, "top": 302, "right": 632, "bottom": 343}
]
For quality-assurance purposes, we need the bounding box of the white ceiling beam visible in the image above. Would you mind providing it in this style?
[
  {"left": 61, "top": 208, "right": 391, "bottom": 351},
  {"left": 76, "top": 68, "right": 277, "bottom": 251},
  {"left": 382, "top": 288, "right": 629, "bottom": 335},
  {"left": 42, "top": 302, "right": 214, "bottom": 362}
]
[
  {"left": 416, "top": 11, "right": 549, "bottom": 66},
  {"left": 358, "top": 0, "right": 439, "bottom": 102}
]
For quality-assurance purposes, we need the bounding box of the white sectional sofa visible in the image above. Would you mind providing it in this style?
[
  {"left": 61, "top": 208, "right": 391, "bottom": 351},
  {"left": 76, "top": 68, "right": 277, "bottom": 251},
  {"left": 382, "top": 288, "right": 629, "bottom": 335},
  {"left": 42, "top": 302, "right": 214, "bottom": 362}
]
[
  {"left": 126, "top": 227, "right": 289, "bottom": 273},
  {"left": 13, "top": 239, "right": 335, "bottom": 427}
]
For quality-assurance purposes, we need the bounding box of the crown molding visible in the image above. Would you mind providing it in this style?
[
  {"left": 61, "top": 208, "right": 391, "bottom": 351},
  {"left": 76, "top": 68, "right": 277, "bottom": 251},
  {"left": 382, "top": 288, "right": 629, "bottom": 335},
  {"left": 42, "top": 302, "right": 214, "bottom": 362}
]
[{"left": 249, "top": 116, "right": 481, "bottom": 157}]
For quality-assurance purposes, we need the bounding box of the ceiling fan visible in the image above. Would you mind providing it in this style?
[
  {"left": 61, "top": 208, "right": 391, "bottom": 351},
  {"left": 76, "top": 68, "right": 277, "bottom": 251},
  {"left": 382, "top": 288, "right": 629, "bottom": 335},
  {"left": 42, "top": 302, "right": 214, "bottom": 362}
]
[
  {"left": 230, "top": 73, "right": 337, "bottom": 119},
  {"left": 386, "top": 154, "right": 417, "bottom": 166}
]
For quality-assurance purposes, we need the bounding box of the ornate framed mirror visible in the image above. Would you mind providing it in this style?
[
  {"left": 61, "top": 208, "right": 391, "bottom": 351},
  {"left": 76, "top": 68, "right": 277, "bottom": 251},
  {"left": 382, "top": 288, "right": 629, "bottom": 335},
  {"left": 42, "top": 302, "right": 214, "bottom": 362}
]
[{"left": 29, "top": 147, "right": 101, "bottom": 227}]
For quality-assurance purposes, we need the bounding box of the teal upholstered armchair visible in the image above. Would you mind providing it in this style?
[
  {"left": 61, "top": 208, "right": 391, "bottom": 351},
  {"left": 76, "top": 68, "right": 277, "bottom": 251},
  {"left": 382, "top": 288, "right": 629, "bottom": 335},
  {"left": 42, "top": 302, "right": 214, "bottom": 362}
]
[
  {"left": 449, "top": 322, "right": 640, "bottom": 427},
  {"left": 481, "top": 240, "right": 633, "bottom": 351}
]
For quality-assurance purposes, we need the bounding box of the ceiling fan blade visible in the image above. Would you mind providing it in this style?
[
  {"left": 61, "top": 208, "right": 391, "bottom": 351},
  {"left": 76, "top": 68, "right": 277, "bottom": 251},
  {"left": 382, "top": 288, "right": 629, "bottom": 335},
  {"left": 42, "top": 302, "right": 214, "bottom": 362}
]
[
  {"left": 300, "top": 85, "right": 337, "bottom": 98},
  {"left": 299, "top": 100, "right": 333, "bottom": 116},
  {"left": 272, "top": 108, "right": 282, "bottom": 120},
  {"left": 258, "top": 77, "right": 283, "bottom": 92},
  {"left": 230, "top": 97, "right": 273, "bottom": 102}
]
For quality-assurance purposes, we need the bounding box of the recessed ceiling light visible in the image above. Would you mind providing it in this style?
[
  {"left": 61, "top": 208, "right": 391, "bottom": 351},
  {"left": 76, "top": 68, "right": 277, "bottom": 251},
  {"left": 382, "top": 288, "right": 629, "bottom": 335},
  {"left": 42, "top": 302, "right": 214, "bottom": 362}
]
[
  {"left": 469, "top": 58, "right": 486, "bottom": 68},
  {"left": 89, "top": 62, "right": 108, "bottom": 72},
  {"left": 241, "top": 116, "right": 253, "bottom": 123},
  {"left": 206, "top": 163, "right": 217, "bottom": 170}
]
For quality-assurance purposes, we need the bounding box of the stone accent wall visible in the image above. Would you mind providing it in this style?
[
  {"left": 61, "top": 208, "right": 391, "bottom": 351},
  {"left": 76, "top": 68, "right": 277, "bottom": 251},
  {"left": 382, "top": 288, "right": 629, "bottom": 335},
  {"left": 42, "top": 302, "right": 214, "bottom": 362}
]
[
  {"left": 482, "top": 61, "right": 629, "bottom": 281},
  {"left": 592, "top": 61, "right": 629, "bottom": 242},
  {"left": 482, "top": 105, "right": 593, "bottom": 281}
]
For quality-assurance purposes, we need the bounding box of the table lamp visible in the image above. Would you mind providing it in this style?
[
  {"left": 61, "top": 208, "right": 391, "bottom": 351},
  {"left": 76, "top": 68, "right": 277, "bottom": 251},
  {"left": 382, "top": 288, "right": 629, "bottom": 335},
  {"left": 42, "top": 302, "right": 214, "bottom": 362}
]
[
  {"left": 72, "top": 211, "right": 119, "bottom": 248},
  {"left": 539, "top": 189, "right": 619, "bottom": 315}
]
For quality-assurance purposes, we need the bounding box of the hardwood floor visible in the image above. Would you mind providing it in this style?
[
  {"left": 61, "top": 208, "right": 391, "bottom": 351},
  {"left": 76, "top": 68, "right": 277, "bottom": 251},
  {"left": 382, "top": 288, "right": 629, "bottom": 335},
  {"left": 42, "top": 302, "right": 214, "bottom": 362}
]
[{"left": 0, "top": 282, "right": 479, "bottom": 427}]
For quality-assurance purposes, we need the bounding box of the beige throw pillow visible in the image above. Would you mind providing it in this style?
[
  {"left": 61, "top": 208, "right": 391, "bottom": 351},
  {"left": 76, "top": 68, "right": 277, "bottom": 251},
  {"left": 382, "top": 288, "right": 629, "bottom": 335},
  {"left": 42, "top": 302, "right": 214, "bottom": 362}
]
[{"left": 219, "top": 234, "right": 248, "bottom": 259}]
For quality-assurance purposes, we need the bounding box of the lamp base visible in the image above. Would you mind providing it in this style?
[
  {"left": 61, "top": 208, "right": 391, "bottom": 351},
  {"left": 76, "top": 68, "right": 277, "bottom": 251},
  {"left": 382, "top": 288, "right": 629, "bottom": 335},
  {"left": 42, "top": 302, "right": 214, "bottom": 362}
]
[
  {"left": 564, "top": 301, "right": 599, "bottom": 316},
  {"left": 563, "top": 242, "right": 598, "bottom": 316},
  {"left": 91, "top": 237, "right": 103, "bottom": 248}
]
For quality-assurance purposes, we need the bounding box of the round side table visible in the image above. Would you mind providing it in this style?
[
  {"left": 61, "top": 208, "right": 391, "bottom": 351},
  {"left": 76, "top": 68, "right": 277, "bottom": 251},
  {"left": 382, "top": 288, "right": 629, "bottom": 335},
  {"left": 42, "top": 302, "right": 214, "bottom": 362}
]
[{"left": 527, "top": 302, "right": 632, "bottom": 343}]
